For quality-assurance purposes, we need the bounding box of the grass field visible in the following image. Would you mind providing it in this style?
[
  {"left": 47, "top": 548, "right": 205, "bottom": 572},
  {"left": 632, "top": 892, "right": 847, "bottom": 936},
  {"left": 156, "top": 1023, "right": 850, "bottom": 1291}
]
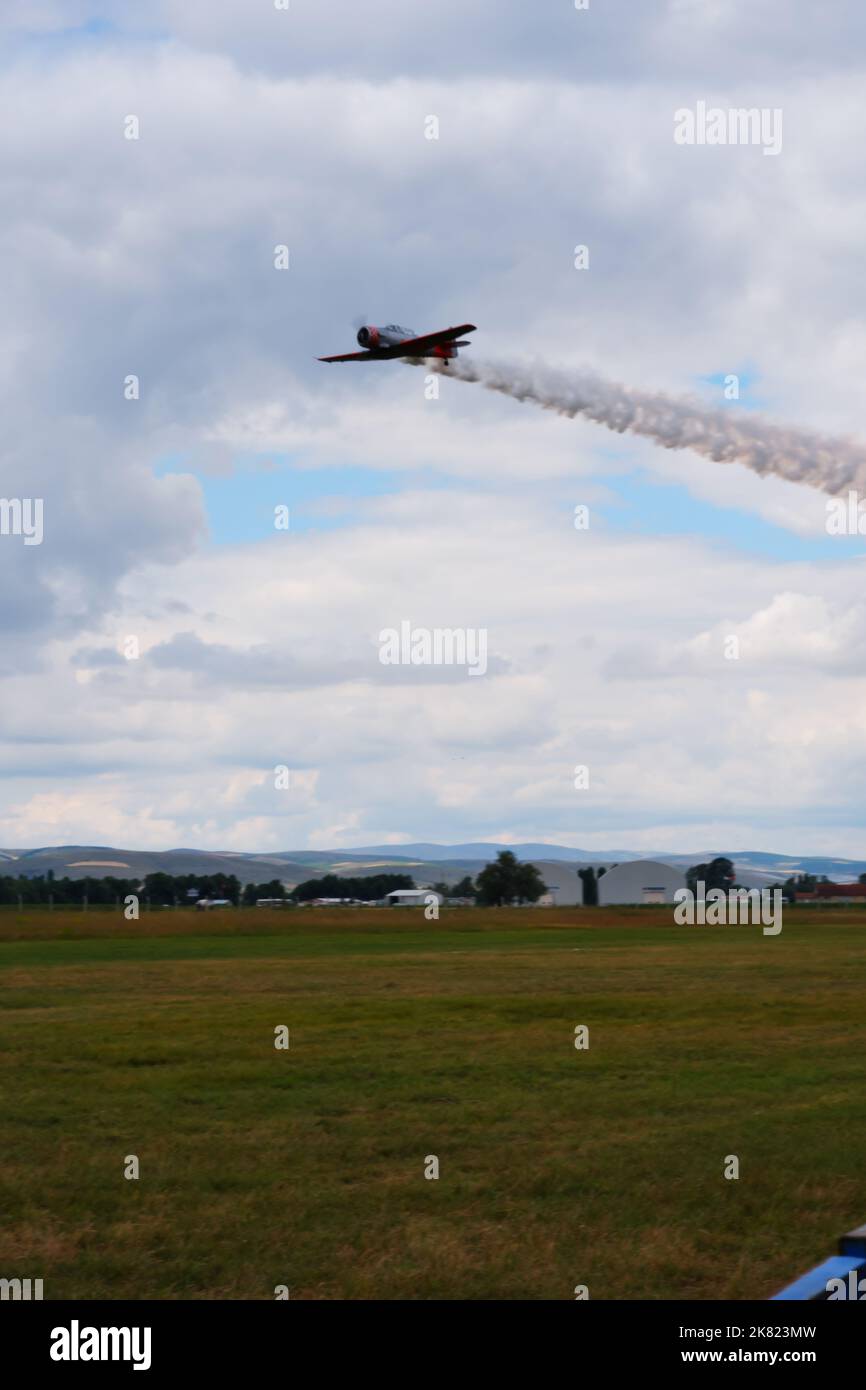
[{"left": 2, "top": 905, "right": 865, "bottom": 1300}]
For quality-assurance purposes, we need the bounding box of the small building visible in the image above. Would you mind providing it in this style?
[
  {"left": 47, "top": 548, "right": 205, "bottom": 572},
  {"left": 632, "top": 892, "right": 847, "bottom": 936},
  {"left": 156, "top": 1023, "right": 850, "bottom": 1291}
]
[
  {"left": 385, "top": 888, "right": 443, "bottom": 908},
  {"left": 798, "top": 882, "right": 866, "bottom": 904}
]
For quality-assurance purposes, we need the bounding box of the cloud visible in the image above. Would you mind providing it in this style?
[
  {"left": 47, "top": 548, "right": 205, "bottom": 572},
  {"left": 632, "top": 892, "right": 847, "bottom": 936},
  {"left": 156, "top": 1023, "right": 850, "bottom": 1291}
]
[
  {"left": 1, "top": 487, "right": 864, "bottom": 851},
  {"left": 4, "top": 9, "right": 866, "bottom": 852},
  {"left": 9, "top": 1, "right": 864, "bottom": 87}
]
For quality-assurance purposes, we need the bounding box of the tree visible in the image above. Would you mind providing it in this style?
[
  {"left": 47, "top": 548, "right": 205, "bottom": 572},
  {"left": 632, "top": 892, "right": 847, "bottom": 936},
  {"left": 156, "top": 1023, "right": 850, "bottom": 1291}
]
[
  {"left": 452, "top": 875, "right": 477, "bottom": 899},
  {"left": 143, "top": 872, "right": 177, "bottom": 906},
  {"left": 291, "top": 872, "right": 415, "bottom": 902},
  {"left": 429, "top": 875, "right": 477, "bottom": 901},
  {"left": 475, "top": 851, "right": 546, "bottom": 906},
  {"left": 213, "top": 874, "right": 241, "bottom": 904},
  {"left": 686, "top": 857, "right": 735, "bottom": 896},
  {"left": 781, "top": 877, "right": 799, "bottom": 905},
  {"left": 784, "top": 873, "right": 816, "bottom": 899},
  {"left": 242, "top": 879, "right": 287, "bottom": 906},
  {"left": 686, "top": 862, "right": 707, "bottom": 895},
  {"left": 578, "top": 866, "right": 598, "bottom": 906}
]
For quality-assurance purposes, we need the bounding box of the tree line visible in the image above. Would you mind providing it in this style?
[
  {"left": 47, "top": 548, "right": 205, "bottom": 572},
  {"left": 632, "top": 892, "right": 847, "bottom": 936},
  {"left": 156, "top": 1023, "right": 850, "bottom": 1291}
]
[
  {"left": 287, "top": 873, "right": 415, "bottom": 902},
  {"left": 0, "top": 855, "right": 549, "bottom": 908},
  {"left": 0, "top": 869, "right": 419, "bottom": 907},
  {"left": 0, "top": 871, "right": 243, "bottom": 905}
]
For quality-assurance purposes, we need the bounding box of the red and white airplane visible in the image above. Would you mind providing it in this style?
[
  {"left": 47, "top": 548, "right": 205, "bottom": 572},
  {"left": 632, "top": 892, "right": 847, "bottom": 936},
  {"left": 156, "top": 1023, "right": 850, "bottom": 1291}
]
[{"left": 318, "top": 321, "right": 476, "bottom": 365}]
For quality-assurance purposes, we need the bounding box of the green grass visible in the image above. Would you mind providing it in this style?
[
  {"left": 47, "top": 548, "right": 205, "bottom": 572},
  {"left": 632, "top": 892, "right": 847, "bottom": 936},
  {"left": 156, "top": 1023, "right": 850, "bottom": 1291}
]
[{"left": 1, "top": 906, "right": 865, "bottom": 1299}]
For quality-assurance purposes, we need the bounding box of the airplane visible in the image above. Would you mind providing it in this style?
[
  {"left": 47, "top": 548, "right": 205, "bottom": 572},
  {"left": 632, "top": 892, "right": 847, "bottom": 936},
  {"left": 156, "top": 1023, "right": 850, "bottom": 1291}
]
[{"left": 318, "top": 322, "right": 476, "bottom": 366}]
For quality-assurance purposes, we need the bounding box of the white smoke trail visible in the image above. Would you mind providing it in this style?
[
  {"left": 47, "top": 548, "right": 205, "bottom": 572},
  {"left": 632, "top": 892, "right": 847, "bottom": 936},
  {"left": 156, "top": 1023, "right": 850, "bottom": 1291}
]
[{"left": 406, "top": 356, "right": 866, "bottom": 496}]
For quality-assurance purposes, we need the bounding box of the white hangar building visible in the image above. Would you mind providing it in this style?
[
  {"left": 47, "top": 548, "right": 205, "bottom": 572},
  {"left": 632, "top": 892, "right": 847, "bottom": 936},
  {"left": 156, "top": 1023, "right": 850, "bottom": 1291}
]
[
  {"left": 597, "top": 860, "right": 686, "bottom": 905},
  {"left": 530, "top": 861, "right": 585, "bottom": 906}
]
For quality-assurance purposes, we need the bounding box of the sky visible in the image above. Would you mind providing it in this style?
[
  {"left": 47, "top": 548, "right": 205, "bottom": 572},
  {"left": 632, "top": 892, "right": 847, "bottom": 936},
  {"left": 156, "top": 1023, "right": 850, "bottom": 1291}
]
[{"left": 3, "top": 1, "right": 866, "bottom": 855}]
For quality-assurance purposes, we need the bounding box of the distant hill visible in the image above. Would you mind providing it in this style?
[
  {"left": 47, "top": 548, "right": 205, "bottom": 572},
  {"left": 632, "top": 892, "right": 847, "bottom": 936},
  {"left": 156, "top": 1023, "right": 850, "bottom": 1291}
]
[
  {"left": 0, "top": 846, "right": 313, "bottom": 887},
  {"left": 336, "top": 842, "right": 643, "bottom": 862},
  {"left": 2, "top": 843, "right": 865, "bottom": 889}
]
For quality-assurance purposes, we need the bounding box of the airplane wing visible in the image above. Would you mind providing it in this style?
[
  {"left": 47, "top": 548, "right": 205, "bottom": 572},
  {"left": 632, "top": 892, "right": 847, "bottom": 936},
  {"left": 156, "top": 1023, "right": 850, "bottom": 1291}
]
[
  {"left": 396, "top": 323, "right": 477, "bottom": 354},
  {"left": 318, "top": 324, "right": 477, "bottom": 362},
  {"left": 318, "top": 349, "right": 379, "bottom": 362}
]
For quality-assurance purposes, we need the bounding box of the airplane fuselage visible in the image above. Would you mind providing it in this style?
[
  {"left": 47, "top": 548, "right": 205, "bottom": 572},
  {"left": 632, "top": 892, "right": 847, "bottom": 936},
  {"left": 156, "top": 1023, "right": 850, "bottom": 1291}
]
[
  {"left": 319, "top": 321, "right": 476, "bottom": 364},
  {"left": 357, "top": 324, "right": 416, "bottom": 348}
]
